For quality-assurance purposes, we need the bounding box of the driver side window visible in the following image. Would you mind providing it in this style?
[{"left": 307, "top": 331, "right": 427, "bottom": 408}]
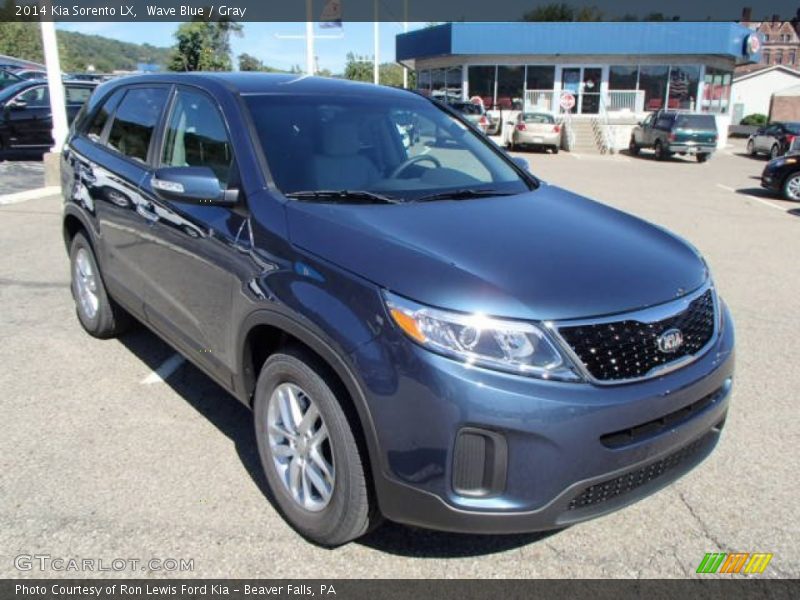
[{"left": 14, "top": 86, "right": 49, "bottom": 108}]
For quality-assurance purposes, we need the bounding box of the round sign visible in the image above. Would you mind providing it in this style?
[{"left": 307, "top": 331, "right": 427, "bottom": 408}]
[
  {"left": 746, "top": 33, "right": 761, "bottom": 55},
  {"left": 559, "top": 92, "right": 576, "bottom": 110},
  {"left": 469, "top": 95, "right": 484, "bottom": 108}
]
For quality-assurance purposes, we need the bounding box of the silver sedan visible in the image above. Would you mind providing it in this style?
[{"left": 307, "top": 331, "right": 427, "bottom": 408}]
[{"left": 507, "top": 112, "right": 561, "bottom": 153}]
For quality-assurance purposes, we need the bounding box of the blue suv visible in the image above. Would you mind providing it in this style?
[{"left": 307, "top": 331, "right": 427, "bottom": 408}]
[{"left": 61, "top": 74, "right": 735, "bottom": 546}]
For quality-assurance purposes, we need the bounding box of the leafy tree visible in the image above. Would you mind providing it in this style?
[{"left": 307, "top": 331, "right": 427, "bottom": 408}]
[
  {"left": 523, "top": 3, "right": 574, "bottom": 21},
  {"left": 344, "top": 52, "right": 373, "bottom": 82},
  {"left": 168, "top": 20, "right": 242, "bottom": 72},
  {"left": 238, "top": 53, "right": 264, "bottom": 71}
]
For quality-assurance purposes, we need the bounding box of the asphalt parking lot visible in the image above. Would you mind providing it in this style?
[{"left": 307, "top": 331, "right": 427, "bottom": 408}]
[{"left": 1, "top": 139, "right": 798, "bottom": 579}]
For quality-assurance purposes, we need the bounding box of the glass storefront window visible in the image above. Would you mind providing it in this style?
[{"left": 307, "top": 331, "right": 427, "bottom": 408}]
[
  {"left": 496, "top": 66, "right": 524, "bottom": 110},
  {"left": 430, "top": 69, "right": 446, "bottom": 101},
  {"left": 445, "top": 67, "right": 463, "bottom": 103},
  {"left": 609, "top": 65, "right": 638, "bottom": 90},
  {"left": 667, "top": 65, "right": 700, "bottom": 110},
  {"left": 468, "top": 66, "right": 496, "bottom": 109},
  {"left": 638, "top": 65, "right": 669, "bottom": 111},
  {"left": 702, "top": 67, "right": 732, "bottom": 114},
  {"left": 526, "top": 66, "right": 555, "bottom": 90},
  {"left": 417, "top": 70, "right": 431, "bottom": 95}
]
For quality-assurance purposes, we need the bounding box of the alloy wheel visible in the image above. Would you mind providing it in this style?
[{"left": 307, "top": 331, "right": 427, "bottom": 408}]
[
  {"left": 771, "top": 145, "right": 780, "bottom": 160},
  {"left": 785, "top": 174, "right": 800, "bottom": 201},
  {"left": 74, "top": 248, "right": 99, "bottom": 320},
  {"left": 266, "top": 382, "right": 335, "bottom": 512}
]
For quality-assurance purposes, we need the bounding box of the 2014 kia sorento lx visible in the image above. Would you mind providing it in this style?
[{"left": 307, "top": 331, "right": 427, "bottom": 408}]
[{"left": 61, "top": 74, "right": 734, "bottom": 546}]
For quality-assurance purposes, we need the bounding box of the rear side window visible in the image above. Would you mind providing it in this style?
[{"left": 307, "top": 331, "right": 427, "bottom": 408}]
[
  {"left": 85, "top": 89, "right": 125, "bottom": 142},
  {"left": 161, "top": 89, "right": 233, "bottom": 185},
  {"left": 107, "top": 87, "right": 168, "bottom": 163},
  {"left": 65, "top": 86, "right": 92, "bottom": 105},
  {"left": 675, "top": 115, "right": 717, "bottom": 130},
  {"left": 655, "top": 116, "right": 672, "bottom": 130},
  {"left": 784, "top": 123, "right": 800, "bottom": 135}
]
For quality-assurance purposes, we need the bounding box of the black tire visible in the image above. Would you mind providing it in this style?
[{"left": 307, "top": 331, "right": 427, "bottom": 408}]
[
  {"left": 654, "top": 140, "right": 669, "bottom": 161},
  {"left": 551, "top": 145, "right": 559, "bottom": 154},
  {"left": 770, "top": 144, "right": 781, "bottom": 160},
  {"left": 628, "top": 137, "right": 640, "bottom": 156},
  {"left": 782, "top": 172, "right": 800, "bottom": 201},
  {"left": 69, "top": 232, "right": 130, "bottom": 339},
  {"left": 696, "top": 153, "right": 709, "bottom": 163},
  {"left": 253, "top": 347, "right": 379, "bottom": 546},
  {"left": 746, "top": 139, "right": 755, "bottom": 156}
]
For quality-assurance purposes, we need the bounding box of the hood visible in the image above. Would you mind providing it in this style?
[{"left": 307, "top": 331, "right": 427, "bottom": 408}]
[{"left": 286, "top": 184, "right": 708, "bottom": 321}]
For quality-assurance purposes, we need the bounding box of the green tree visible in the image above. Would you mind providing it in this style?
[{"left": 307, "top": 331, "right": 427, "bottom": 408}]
[
  {"left": 523, "top": 3, "right": 574, "bottom": 21},
  {"left": 343, "top": 52, "right": 373, "bottom": 82},
  {"left": 238, "top": 52, "right": 264, "bottom": 71},
  {"left": 168, "top": 20, "right": 242, "bottom": 72}
]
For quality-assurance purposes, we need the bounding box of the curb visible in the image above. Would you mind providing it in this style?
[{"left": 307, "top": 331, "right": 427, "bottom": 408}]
[{"left": 0, "top": 186, "right": 61, "bottom": 205}]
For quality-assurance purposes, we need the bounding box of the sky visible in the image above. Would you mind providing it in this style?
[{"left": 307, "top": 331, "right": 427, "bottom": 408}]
[{"left": 56, "top": 21, "right": 424, "bottom": 72}]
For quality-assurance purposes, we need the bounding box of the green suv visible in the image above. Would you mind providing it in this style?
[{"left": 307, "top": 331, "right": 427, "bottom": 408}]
[{"left": 629, "top": 111, "right": 718, "bottom": 163}]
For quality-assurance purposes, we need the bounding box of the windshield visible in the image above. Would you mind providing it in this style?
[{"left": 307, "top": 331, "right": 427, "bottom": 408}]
[
  {"left": 674, "top": 115, "right": 716, "bottom": 130},
  {"left": 522, "top": 113, "right": 555, "bottom": 124},
  {"left": 244, "top": 93, "right": 531, "bottom": 202}
]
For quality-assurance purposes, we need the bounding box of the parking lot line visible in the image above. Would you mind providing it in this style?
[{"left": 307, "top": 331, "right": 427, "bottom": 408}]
[
  {"left": 715, "top": 183, "right": 787, "bottom": 213},
  {"left": 0, "top": 186, "right": 60, "bottom": 205},
  {"left": 140, "top": 353, "right": 186, "bottom": 385}
]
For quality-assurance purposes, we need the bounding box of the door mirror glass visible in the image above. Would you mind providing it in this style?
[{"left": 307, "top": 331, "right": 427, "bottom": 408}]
[
  {"left": 8, "top": 99, "right": 27, "bottom": 110},
  {"left": 152, "top": 166, "right": 237, "bottom": 206}
]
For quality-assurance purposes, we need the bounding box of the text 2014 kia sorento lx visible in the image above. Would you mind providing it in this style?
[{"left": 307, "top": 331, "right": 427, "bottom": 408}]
[{"left": 61, "top": 74, "right": 734, "bottom": 546}]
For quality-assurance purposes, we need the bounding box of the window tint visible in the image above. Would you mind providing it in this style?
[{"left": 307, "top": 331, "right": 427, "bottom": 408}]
[
  {"left": 452, "top": 102, "right": 482, "bottom": 115},
  {"left": 65, "top": 86, "right": 92, "bottom": 105},
  {"left": 522, "top": 113, "right": 555, "bottom": 124},
  {"left": 107, "top": 87, "right": 168, "bottom": 162},
  {"left": 784, "top": 123, "right": 800, "bottom": 135},
  {"left": 655, "top": 116, "right": 672, "bottom": 130},
  {"left": 86, "top": 88, "right": 125, "bottom": 142},
  {"left": 161, "top": 89, "right": 233, "bottom": 185},
  {"left": 15, "top": 85, "right": 48, "bottom": 107},
  {"left": 674, "top": 115, "right": 716, "bottom": 130}
]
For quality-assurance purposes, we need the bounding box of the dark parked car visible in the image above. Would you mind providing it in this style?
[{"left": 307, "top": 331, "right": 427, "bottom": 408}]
[
  {"left": 61, "top": 74, "right": 734, "bottom": 546},
  {"left": 747, "top": 122, "right": 800, "bottom": 160},
  {"left": 760, "top": 153, "right": 800, "bottom": 200},
  {"left": 630, "top": 111, "right": 718, "bottom": 162},
  {"left": 0, "top": 80, "right": 96, "bottom": 153}
]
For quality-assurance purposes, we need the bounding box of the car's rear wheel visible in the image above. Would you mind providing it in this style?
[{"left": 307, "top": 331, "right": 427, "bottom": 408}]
[
  {"left": 746, "top": 139, "right": 755, "bottom": 156},
  {"left": 654, "top": 140, "right": 667, "bottom": 161},
  {"left": 782, "top": 172, "right": 800, "bottom": 201},
  {"left": 696, "top": 153, "right": 709, "bottom": 163},
  {"left": 254, "top": 347, "right": 378, "bottom": 546},
  {"left": 551, "top": 145, "right": 559, "bottom": 154},
  {"left": 628, "top": 137, "right": 640, "bottom": 156},
  {"left": 69, "top": 232, "right": 130, "bottom": 338},
  {"left": 770, "top": 144, "right": 781, "bottom": 160}
]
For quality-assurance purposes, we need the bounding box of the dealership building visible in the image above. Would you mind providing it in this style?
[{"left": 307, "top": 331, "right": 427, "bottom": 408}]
[{"left": 396, "top": 22, "right": 762, "bottom": 150}]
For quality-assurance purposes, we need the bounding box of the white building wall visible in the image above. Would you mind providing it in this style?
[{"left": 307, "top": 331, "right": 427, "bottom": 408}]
[{"left": 731, "top": 70, "right": 800, "bottom": 122}]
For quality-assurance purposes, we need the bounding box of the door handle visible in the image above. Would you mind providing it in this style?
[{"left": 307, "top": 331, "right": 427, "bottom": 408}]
[{"left": 135, "top": 203, "right": 159, "bottom": 224}]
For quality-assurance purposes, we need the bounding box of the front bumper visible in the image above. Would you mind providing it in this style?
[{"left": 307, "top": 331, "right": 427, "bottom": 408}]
[{"left": 352, "top": 301, "right": 735, "bottom": 533}]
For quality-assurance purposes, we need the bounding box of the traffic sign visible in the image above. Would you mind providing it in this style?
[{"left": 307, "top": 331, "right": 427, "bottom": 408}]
[{"left": 559, "top": 92, "right": 576, "bottom": 110}]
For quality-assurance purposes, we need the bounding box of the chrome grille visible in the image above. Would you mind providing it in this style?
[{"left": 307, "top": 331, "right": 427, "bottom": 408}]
[{"left": 557, "top": 289, "right": 715, "bottom": 383}]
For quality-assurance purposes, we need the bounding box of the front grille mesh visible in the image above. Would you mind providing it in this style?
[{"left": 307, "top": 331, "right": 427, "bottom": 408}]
[
  {"left": 567, "top": 435, "right": 708, "bottom": 510},
  {"left": 558, "top": 290, "right": 715, "bottom": 382}
]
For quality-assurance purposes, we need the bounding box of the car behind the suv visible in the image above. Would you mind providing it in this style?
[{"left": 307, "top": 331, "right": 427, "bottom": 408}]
[
  {"left": 630, "top": 111, "right": 718, "bottom": 162},
  {"left": 62, "top": 74, "right": 734, "bottom": 546}
]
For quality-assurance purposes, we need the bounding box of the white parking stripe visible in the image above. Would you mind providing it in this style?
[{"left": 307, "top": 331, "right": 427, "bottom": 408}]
[
  {"left": 141, "top": 354, "right": 186, "bottom": 385},
  {"left": 0, "top": 186, "right": 60, "bottom": 205},
  {"left": 715, "top": 183, "right": 787, "bottom": 212}
]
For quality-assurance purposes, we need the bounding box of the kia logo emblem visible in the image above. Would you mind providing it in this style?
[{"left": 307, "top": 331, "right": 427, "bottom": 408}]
[{"left": 656, "top": 328, "right": 684, "bottom": 353}]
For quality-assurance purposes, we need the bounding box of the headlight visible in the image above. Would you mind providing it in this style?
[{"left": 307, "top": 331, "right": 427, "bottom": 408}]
[{"left": 384, "top": 291, "right": 579, "bottom": 381}]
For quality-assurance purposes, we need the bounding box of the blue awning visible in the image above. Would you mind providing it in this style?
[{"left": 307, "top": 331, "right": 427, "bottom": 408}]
[{"left": 397, "top": 22, "right": 761, "bottom": 65}]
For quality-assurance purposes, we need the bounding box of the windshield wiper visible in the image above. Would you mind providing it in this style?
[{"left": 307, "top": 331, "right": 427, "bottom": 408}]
[
  {"left": 414, "top": 189, "right": 517, "bottom": 203},
  {"left": 285, "top": 190, "right": 400, "bottom": 204}
]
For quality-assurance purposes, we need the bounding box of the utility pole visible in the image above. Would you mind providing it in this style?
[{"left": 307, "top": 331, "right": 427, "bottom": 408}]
[
  {"left": 40, "top": 20, "right": 67, "bottom": 152},
  {"left": 306, "top": 0, "right": 315, "bottom": 75},
  {"left": 403, "top": 0, "right": 409, "bottom": 88}
]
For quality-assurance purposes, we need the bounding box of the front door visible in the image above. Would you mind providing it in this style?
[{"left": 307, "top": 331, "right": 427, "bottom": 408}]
[{"left": 560, "top": 67, "right": 603, "bottom": 115}]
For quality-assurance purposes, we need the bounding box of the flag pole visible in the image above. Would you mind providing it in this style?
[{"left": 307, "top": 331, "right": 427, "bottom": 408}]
[
  {"left": 402, "top": 0, "right": 409, "bottom": 89},
  {"left": 306, "top": 0, "right": 315, "bottom": 75},
  {"left": 373, "top": 0, "right": 379, "bottom": 84}
]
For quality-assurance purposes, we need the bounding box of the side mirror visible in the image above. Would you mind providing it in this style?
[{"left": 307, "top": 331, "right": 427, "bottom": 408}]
[
  {"left": 151, "top": 166, "right": 238, "bottom": 206},
  {"left": 8, "top": 99, "right": 27, "bottom": 110},
  {"left": 511, "top": 156, "right": 529, "bottom": 171}
]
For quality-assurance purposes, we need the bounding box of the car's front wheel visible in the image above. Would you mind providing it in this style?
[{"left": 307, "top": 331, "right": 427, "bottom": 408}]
[
  {"left": 782, "top": 172, "right": 800, "bottom": 201},
  {"left": 69, "top": 232, "right": 130, "bottom": 338},
  {"left": 254, "top": 347, "right": 379, "bottom": 546}
]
